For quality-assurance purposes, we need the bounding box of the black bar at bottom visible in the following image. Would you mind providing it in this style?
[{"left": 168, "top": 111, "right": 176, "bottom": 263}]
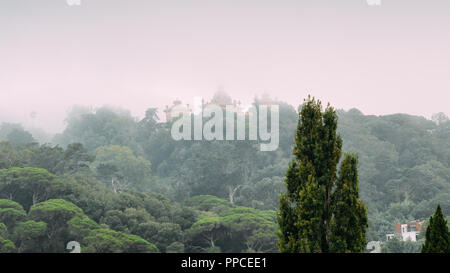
[{"left": 0, "top": 253, "right": 446, "bottom": 272}]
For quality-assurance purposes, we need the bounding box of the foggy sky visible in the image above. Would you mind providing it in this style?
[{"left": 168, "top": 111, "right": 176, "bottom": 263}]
[{"left": 0, "top": 0, "right": 449, "bottom": 133}]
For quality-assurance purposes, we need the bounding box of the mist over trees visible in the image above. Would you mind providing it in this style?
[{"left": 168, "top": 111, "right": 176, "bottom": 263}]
[{"left": 0, "top": 93, "right": 449, "bottom": 253}]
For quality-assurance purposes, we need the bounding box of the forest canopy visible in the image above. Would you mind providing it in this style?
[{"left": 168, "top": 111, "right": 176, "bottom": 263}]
[{"left": 0, "top": 96, "right": 449, "bottom": 253}]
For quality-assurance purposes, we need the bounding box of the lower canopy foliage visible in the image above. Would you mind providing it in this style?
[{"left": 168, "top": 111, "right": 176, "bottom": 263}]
[
  {"left": 185, "top": 196, "right": 278, "bottom": 253},
  {"left": 0, "top": 198, "right": 159, "bottom": 253}
]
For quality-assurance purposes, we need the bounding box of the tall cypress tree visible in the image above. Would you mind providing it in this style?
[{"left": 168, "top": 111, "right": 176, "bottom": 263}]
[
  {"left": 278, "top": 96, "right": 343, "bottom": 253},
  {"left": 329, "top": 154, "right": 368, "bottom": 252},
  {"left": 278, "top": 96, "right": 367, "bottom": 253},
  {"left": 421, "top": 204, "right": 450, "bottom": 253}
]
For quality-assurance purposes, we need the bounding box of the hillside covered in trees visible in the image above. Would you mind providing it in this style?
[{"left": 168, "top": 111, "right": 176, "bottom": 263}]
[{"left": 0, "top": 95, "right": 449, "bottom": 253}]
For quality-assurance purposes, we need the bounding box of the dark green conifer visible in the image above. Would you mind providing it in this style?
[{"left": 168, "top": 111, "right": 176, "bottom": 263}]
[
  {"left": 278, "top": 96, "right": 367, "bottom": 253},
  {"left": 329, "top": 154, "right": 368, "bottom": 252},
  {"left": 421, "top": 204, "right": 450, "bottom": 253}
]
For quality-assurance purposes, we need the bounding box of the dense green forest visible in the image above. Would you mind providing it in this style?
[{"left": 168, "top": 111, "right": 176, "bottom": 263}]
[{"left": 0, "top": 95, "right": 449, "bottom": 253}]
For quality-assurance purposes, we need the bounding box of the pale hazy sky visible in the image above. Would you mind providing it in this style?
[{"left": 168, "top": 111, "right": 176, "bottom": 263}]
[{"left": 0, "top": 0, "right": 449, "bottom": 133}]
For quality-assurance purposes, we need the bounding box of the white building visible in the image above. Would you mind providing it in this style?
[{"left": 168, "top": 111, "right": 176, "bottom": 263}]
[
  {"left": 400, "top": 224, "right": 419, "bottom": 242},
  {"left": 386, "top": 221, "right": 424, "bottom": 242}
]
